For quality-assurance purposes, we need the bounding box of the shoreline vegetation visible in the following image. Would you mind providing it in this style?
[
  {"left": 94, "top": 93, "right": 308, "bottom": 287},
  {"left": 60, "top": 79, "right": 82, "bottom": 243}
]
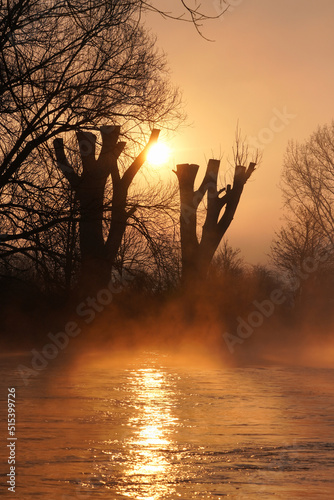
[{"left": 2, "top": 261, "right": 333, "bottom": 372}]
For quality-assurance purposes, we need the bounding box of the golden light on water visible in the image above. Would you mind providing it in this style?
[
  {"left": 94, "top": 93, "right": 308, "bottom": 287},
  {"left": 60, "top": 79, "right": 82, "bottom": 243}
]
[
  {"left": 146, "top": 142, "right": 171, "bottom": 166},
  {"left": 11, "top": 352, "right": 334, "bottom": 498},
  {"left": 119, "top": 367, "right": 178, "bottom": 499}
]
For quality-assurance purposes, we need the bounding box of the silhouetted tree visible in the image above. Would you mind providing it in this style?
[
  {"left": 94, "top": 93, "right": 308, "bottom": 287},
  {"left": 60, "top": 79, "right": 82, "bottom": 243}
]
[
  {"left": 141, "top": 0, "right": 228, "bottom": 37},
  {"left": 118, "top": 179, "right": 180, "bottom": 292},
  {"left": 271, "top": 209, "right": 334, "bottom": 322},
  {"left": 0, "top": 0, "right": 221, "bottom": 191},
  {"left": 53, "top": 126, "right": 164, "bottom": 291},
  {"left": 0, "top": 137, "right": 180, "bottom": 296},
  {"left": 175, "top": 137, "right": 258, "bottom": 286},
  {"left": 0, "top": 0, "right": 181, "bottom": 189},
  {"left": 279, "top": 122, "right": 334, "bottom": 244},
  {"left": 0, "top": 0, "right": 182, "bottom": 291},
  {"left": 0, "top": 0, "right": 225, "bottom": 295},
  {"left": 270, "top": 122, "right": 334, "bottom": 321},
  {"left": 271, "top": 208, "right": 326, "bottom": 278},
  {"left": 210, "top": 240, "right": 245, "bottom": 278},
  {"left": 271, "top": 122, "right": 334, "bottom": 279}
]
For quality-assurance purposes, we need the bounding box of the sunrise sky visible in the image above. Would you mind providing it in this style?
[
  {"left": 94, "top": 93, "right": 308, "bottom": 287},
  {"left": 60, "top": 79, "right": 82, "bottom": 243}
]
[{"left": 145, "top": 0, "right": 334, "bottom": 264}]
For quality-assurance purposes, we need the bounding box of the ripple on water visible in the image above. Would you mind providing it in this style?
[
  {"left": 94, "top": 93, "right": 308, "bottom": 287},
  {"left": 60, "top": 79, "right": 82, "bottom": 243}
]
[{"left": 1, "top": 355, "right": 334, "bottom": 499}]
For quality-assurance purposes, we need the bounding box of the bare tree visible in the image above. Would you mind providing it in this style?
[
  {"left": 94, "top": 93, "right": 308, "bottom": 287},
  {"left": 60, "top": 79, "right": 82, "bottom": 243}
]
[
  {"left": 119, "top": 175, "right": 180, "bottom": 289},
  {"left": 0, "top": 0, "right": 227, "bottom": 294},
  {"left": 210, "top": 240, "right": 245, "bottom": 278},
  {"left": 279, "top": 121, "right": 334, "bottom": 247},
  {"left": 0, "top": 149, "right": 80, "bottom": 294},
  {"left": 0, "top": 131, "right": 180, "bottom": 295},
  {"left": 0, "top": 0, "right": 181, "bottom": 190},
  {"left": 0, "top": 0, "right": 182, "bottom": 291},
  {"left": 174, "top": 134, "right": 259, "bottom": 286},
  {"left": 271, "top": 208, "right": 327, "bottom": 278},
  {"left": 270, "top": 122, "right": 334, "bottom": 312},
  {"left": 140, "top": 1, "right": 229, "bottom": 38},
  {"left": 271, "top": 122, "right": 334, "bottom": 276},
  {"left": 53, "top": 126, "right": 179, "bottom": 292},
  {"left": 0, "top": 0, "right": 224, "bottom": 191},
  {"left": 0, "top": 0, "right": 225, "bottom": 190}
]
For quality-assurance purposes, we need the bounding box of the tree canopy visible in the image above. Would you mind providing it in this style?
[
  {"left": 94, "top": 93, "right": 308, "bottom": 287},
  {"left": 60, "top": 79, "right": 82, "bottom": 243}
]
[{"left": 0, "top": 0, "right": 182, "bottom": 189}]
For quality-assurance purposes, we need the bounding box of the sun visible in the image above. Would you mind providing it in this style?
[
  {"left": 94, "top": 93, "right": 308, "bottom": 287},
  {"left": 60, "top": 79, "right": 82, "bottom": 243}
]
[{"left": 146, "top": 142, "right": 171, "bottom": 166}]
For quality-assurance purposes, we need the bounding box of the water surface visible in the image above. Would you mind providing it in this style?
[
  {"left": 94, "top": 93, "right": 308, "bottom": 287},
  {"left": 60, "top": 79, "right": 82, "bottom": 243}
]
[{"left": 1, "top": 351, "right": 334, "bottom": 499}]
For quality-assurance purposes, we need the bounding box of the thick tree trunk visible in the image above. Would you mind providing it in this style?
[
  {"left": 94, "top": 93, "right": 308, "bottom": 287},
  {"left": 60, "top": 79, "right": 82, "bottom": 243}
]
[
  {"left": 55, "top": 130, "right": 112, "bottom": 291},
  {"left": 105, "top": 188, "right": 129, "bottom": 268},
  {"left": 175, "top": 159, "right": 256, "bottom": 288},
  {"left": 54, "top": 126, "right": 160, "bottom": 295},
  {"left": 175, "top": 163, "right": 201, "bottom": 284},
  {"left": 76, "top": 132, "right": 109, "bottom": 289}
]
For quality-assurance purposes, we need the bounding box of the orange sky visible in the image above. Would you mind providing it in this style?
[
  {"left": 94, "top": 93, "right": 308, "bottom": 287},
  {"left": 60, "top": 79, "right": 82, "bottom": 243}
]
[{"left": 144, "top": 0, "right": 334, "bottom": 265}]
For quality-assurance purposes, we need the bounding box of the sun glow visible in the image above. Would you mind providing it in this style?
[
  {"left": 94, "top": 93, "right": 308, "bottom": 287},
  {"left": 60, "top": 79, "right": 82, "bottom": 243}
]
[{"left": 146, "top": 142, "right": 171, "bottom": 166}]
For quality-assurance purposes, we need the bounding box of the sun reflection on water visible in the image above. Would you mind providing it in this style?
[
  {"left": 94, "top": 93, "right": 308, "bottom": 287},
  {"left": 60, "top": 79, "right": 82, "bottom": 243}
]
[{"left": 118, "top": 367, "right": 178, "bottom": 499}]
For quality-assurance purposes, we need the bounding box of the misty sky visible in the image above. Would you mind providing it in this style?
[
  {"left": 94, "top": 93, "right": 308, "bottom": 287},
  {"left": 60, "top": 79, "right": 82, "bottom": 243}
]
[{"left": 145, "top": 0, "right": 334, "bottom": 264}]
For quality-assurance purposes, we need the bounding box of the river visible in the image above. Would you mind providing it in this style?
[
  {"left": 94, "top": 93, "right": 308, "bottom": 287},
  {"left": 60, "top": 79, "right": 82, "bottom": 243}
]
[{"left": 1, "top": 350, "right": 334, "bottom": 499}]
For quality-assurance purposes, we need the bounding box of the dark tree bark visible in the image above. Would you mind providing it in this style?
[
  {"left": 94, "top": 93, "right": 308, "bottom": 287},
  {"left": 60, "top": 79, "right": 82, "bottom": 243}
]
[
  {"left": 175, "top": 159, "right": 256, "bottom": 286},
  {"left": 54, "top": 126, "right": 159, "bottom": 292}
]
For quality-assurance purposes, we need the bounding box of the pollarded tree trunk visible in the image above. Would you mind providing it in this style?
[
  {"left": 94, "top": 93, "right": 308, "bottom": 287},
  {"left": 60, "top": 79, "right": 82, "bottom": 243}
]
[
  {"left": 54, "top": 126, "right": 159, "bottom": 293},
  {"left": 175, "top": 159, "right": 256, "bottom": 287},
  {"left": 175, "top": 163, "right": 202, "bottom": 284}
]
